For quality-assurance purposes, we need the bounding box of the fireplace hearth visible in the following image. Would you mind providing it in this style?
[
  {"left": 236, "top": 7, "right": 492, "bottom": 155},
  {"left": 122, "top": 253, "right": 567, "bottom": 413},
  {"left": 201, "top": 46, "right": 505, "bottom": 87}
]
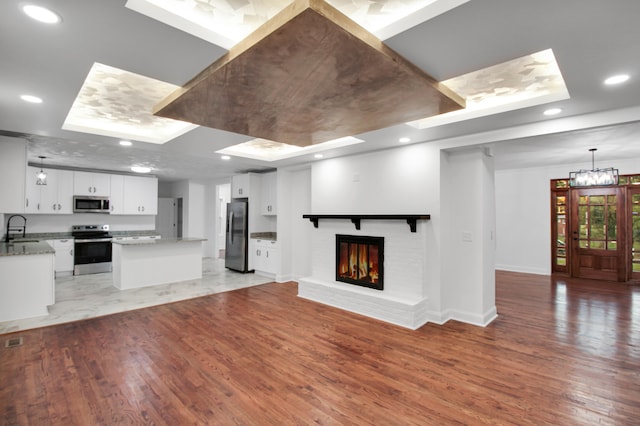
[{"left": 336, "top": 234, "right": 384, "bottom": 290}]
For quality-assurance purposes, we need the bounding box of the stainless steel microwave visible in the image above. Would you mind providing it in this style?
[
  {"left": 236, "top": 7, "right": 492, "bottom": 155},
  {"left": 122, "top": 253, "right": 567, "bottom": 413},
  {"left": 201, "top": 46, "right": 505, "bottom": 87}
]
[{"left": 73, "top": 196, "right": 110, "bottom": 213}]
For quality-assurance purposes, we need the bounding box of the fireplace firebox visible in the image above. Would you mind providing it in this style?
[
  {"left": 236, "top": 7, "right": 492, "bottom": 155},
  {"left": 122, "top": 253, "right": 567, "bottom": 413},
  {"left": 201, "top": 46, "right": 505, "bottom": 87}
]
[{"left": 336, "top": 234, "right": 384, "bottom": 290}]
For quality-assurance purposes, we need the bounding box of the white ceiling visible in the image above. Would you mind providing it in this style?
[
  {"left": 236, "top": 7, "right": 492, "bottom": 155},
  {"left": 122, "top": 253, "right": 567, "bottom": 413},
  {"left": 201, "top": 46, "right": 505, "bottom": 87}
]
[{"left": 1, "top": 0, "right": 639, "bottom": 181}]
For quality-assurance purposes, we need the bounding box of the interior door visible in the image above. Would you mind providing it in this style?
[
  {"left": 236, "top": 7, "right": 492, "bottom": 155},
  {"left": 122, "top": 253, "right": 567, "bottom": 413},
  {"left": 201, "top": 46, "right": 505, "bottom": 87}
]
[{"left": 570, "top": 187, "right": 626, "bottom": 281}]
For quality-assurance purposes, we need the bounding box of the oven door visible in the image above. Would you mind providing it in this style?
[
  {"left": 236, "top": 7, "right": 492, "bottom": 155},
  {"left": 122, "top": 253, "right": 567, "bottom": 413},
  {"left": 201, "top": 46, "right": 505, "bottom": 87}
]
[{"left": 74, "top": 238, "right": 112, "bottom": 275}]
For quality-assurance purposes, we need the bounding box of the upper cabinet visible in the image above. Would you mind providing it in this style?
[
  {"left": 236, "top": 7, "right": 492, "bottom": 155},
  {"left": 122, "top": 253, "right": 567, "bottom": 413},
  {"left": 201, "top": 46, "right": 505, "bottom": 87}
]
[
  {"left": 231, "top": 174, "right": 250, "bottom": 198},
  {"left": 260, "top": 172, "right": 277, "bottom": 215},
  {"left": 25, "top": 167, "right": 74, "bottom": 214},
  {"left": 74, "top": 171, "right": 110, "bottom": 196},
  {"left": 122, "top": 175, "right": 158, "bottom": 215},
  {"left": 109, "top": 174, "right": 125, "bottom": 215},
  {"left": 0, "top": 136, "right": 27, "bottom": 213}
]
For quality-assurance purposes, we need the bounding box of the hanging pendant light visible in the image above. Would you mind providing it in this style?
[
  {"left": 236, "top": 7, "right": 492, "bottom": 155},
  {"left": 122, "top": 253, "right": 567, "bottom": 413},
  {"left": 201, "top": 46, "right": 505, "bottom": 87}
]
[
  {"left": 36, "top": 156, "right": 47, "bottom": 186},
  {"left": 569, "top": 148, "right": 618, "bottom": 187}
]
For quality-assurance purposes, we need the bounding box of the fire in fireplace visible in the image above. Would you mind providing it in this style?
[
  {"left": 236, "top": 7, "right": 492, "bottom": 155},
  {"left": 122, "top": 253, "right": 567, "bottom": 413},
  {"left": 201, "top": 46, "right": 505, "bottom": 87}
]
[{"left": 336, "top": 234, "right": 384, "bottom": 290}]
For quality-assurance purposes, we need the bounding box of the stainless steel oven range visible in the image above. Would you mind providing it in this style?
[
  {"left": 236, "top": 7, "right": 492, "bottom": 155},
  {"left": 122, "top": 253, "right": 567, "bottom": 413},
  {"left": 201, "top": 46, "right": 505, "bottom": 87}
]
[{"left": 72, "top": 224, "right": 112, "bottom": 275}]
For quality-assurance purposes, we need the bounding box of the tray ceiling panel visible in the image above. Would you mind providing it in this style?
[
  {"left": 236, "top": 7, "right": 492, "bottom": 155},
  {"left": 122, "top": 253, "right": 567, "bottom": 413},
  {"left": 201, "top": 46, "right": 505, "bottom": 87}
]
[{"left": 153, "top": 0, "right": 465, "bottom": 147}]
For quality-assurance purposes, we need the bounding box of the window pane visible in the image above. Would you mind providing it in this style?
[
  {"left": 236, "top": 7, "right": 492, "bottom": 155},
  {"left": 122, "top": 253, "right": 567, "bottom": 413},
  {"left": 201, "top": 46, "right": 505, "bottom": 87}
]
[
  {"left": 607, "top": 205, "right": 617, "bottom": 241},
  {"left": 591, "top": 241, "right": 605, "bottom": 249},
  {"left": 557, "top": 196, "right": 566, "bottom": 204},
  {"left": 579, "top": 206, "right": 588, "bottom": 238},
  {"left": 579, "top": 195, "right": 588, "bottom": 205},
  {"left": 590, "top": 195, "right": 605, "bottom": 205},
  {"left": 589, "top": 206, "right": 605, "bottom": 239}
]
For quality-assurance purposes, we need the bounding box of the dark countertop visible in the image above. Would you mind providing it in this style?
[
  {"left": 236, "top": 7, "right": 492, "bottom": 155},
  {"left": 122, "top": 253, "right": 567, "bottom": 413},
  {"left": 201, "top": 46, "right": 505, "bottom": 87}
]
[
  {"left": 250, "top": 232, "right": 277, "bottom": 241},
  {"left": 0, "top": 241, "right": 55, "bottom": 257},
  {"left": 112, "top": 237, "right": 206, "bottom": 246}
]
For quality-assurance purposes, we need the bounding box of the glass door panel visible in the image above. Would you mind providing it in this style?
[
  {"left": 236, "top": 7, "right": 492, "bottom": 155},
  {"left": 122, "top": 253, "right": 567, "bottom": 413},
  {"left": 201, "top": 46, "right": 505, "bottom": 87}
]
[
  {"left": 571, "top": 187, "right": 624, "bottom": 281},
  {"left": 631, "top": 190, "right": 640, "bottom": 278}
]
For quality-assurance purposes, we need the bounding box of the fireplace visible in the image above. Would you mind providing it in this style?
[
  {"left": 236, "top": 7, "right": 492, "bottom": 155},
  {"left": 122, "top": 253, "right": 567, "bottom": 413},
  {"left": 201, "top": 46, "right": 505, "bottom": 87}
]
[{"left": 336, "top": 234, "right": 384, "bottom": 290}]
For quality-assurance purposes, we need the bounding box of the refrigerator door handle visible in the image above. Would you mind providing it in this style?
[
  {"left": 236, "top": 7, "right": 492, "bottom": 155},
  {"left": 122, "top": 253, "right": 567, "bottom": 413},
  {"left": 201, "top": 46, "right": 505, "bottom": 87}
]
[{"left": 229, "top": 211, "right": 234, "bottom": 245}]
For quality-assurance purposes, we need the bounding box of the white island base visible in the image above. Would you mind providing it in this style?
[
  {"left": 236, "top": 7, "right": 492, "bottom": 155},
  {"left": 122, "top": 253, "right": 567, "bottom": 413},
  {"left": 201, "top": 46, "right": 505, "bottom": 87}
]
[{"left": 112, "top": 238, "right": 206, "bottom": 290}]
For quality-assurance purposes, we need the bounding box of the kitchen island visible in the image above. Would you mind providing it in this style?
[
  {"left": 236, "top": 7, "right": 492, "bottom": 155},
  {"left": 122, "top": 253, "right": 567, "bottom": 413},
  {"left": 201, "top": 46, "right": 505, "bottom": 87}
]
[
  {"left": 0, "top": 241, "right": 55, "bottom": 322},
  {"left": 112, "top": 238, "right": 206, "bottom": 290}
]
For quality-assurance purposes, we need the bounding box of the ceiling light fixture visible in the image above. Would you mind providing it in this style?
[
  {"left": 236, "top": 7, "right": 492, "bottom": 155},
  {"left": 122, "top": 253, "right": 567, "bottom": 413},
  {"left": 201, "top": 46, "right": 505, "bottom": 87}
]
[
  {"left": 604, "top": 74, "right": 630, "bottom": 86},
  {"left": 543, "top": 107, "right": 562, "bottom": 116},
  {"left": 131, "top": 166, "right": 151, "bottom": 173},
  {"left": 569, "top": 148, "right": 618, "bottom": 187},
  {"left": 20, "top": 94, "right": 43, "bottom": 104},
  {"left": 399, "top": 137, "right": 411, "bottom": 143},
  {"left": 314, "top": 154, "right": 324, "bottom": 159},
  {"left": 22, "top": 4, "right": 61, "bottom": 24},
  {"left": 220, "top": 155, "right": 231, "bottom": 160},
  {"left": 119, "top": 140, "right": 132, "bottom": 146},
  {"left": 36, "top": 156, "right": 47, "bottom": 185}
]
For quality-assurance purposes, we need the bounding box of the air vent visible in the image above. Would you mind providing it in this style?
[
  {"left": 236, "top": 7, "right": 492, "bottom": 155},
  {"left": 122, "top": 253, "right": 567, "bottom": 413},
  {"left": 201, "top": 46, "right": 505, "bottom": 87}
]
[{"left": 5, "top": 337, "right": 24, "bottom": 348}]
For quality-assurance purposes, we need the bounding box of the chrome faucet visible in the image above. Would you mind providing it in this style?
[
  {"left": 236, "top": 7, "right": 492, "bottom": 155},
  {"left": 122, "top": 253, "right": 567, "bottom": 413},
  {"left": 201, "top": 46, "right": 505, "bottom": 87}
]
[{"left": 5, "top": 214, "right": 27, "bottom": 243}]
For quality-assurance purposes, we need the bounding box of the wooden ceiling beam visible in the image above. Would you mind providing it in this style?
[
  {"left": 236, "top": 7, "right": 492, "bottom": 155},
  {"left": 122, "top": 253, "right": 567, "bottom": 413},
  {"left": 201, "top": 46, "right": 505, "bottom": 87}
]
[{"left": 153, "top": 0, "right": 465, "bottom": 147}]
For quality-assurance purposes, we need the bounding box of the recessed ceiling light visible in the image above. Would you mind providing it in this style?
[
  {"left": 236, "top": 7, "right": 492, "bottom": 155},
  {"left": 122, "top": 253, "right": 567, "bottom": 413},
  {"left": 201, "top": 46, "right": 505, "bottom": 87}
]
[
  {"left": 22, "top": 4, "right": 61, "bottom": 24},
  {"left": 543, "top": 108, "right": 563, "bottom": 116},
  {"left": 20, "top": 94, "right": 43, "bottom": 104},
  {"left": 221, "top": 155, "right": 231, "bottom": 160},
  {"left": 604, "top": 74, "right": 630, "bottom": 85},
  {"left": 314, "top": 154, "right": 324, "bottom": 159},
  {"left": 399, "top": 137, "right": 411, "bottom": 143},
  {"left": 131, "top": 166, "right": 151, "bottom": 173},
  {"left": 119, "top": 140, "right": 132, "bottom": 146}
]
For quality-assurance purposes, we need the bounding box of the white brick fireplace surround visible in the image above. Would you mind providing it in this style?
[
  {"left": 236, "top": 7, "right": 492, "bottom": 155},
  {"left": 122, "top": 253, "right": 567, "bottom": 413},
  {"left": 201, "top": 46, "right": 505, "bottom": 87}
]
[
  {"left": 297, "top": 143, "right": 498, "bottom": 330},
  {"left": 298, "top": 220, "right": 430, "bottom": 329}
]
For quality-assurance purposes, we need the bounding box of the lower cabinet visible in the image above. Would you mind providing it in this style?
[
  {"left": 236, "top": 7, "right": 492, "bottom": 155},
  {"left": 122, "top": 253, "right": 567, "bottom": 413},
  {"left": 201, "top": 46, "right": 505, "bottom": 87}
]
[
  {"left": 46, "top": 239, "right": 74, "bottom": 276},
  {"left": 251, "top": 239, "right": 278, "bottom": 276}
]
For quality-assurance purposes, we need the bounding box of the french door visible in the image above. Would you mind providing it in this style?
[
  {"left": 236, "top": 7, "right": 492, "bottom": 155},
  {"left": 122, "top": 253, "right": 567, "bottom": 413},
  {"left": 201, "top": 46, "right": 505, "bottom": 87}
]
[
  {"left": 570, "top": 187, "right": 626, "bottom": 281},
  {"left": 630, "top": 187, "right": 640, "bottom": 280}
]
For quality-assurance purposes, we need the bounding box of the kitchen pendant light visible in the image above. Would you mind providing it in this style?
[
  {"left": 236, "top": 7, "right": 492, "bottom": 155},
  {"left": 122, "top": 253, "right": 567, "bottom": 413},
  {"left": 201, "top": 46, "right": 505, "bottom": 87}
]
[
  {"left": 569, "top": 148, "right": 618, "bottom": 187},
  {"left": 36, "top": 156, "right": 47, "bottom": 186}
]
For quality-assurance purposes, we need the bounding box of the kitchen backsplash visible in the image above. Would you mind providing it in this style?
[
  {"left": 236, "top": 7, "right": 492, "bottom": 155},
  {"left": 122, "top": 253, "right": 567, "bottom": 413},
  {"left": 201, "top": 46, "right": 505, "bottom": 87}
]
[{"left": 12, "top": 213, "right": 156, "bottom": 234}]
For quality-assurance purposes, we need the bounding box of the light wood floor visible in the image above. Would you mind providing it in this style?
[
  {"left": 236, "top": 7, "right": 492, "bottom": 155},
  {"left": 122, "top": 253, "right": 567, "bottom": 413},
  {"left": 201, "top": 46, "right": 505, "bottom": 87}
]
[{"left": 2, "top": 272, "right": 639, "bottom": 424}]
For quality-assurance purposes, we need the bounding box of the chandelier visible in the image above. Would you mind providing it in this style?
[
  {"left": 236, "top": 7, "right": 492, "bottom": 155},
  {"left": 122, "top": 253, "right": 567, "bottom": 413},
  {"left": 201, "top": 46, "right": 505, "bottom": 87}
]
[{"left": 569, "top": 148, "right": 618, "bottom": 187}]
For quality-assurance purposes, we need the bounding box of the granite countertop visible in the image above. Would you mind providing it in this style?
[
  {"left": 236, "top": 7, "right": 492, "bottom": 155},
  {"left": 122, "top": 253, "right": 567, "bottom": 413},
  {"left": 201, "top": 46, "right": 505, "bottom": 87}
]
[
  {"left": 250, "top": 232, "right": 277, "bottom": 241},
  {"left": 112, "top": 237, "right": 206, "bottom": 246},
  {"left": 0, "top": 241, "right": 55, "bottom": 257}
]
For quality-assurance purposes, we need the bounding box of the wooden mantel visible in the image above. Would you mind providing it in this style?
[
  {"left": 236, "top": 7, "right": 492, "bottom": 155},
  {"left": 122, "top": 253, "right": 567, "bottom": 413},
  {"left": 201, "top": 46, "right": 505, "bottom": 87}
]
[{"left": 302, "top": 214, "right": 430, "bottom": 232}]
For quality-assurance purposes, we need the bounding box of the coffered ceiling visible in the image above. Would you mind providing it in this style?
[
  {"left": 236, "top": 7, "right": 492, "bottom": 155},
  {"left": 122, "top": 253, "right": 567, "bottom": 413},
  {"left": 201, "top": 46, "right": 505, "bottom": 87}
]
[{"left": 1, "top": 0, "right": 639, "bottom": 181}]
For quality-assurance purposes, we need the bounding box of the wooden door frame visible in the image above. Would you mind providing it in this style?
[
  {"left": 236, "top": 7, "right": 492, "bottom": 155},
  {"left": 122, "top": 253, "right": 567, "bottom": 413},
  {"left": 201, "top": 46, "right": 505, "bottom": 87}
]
[{"left": 569, "top": 187, "right": 627, "bottom": 282}]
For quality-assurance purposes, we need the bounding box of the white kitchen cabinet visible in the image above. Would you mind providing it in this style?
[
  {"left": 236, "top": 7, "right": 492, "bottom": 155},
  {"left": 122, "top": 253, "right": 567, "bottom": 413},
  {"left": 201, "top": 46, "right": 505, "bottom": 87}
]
[
  {"left": 74, "top": 171, "right": 111, "bottom": 196},
  {"left": 123, "top": 175, "right": 158, "bottom": 215},
  {"left": 260, "top": 172, "right": 277, "bottom": 215},
  {"left": 251, "top": 239, "right": 278, "bottom": 276},
  {"left": 46, "top": 238, "right": 74, "bottom": 276},
  {"left": 0, "top": 136, "right": 27, "bottom": 213},
  {"left": 25, "top": 167, "right": 74, "bottom": 214},
  {"left": 231, "top": 174, "right": 250, "bottom": 198},
  {"left": 109, "top": 174, "right": 125, "bottom": 214}
]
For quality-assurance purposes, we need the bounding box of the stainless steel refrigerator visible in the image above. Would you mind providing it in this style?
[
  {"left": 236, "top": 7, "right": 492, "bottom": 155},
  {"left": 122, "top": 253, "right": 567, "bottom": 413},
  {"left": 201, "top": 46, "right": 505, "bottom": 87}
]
[{"left": 225, "top": 200, "right": 249, "bottom": 272}]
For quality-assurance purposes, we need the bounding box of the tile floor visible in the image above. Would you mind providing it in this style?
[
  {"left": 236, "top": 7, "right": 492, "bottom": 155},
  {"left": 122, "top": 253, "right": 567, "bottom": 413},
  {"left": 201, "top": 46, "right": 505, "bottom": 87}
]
[{"left": 0, "top": 258, "right": 272, "bottom": 335}]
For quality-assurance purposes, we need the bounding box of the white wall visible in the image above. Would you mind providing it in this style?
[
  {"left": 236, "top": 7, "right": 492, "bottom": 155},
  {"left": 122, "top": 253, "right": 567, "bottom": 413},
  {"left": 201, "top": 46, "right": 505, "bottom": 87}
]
[
  {"left": 441, "top": 149, "right": 496, "bottom": 325},
  {"left": 161, "top": 178, "right": 231, "bottom": 257},
  {"left": 495, "top": 156, "right": 640, "bottom": 275},
  {"left": 276, "top": 167, "right": 312, "bottom": 282}
]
